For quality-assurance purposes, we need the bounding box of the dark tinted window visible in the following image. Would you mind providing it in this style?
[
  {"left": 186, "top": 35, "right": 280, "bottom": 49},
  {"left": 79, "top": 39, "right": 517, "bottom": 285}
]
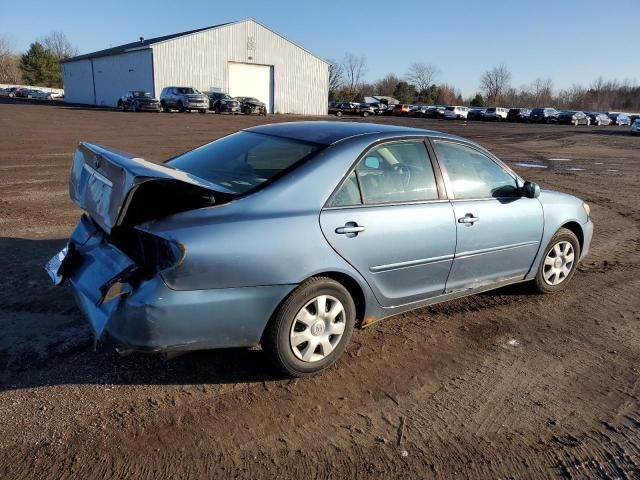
[
  {"left": 434, "top": 142, "right": 518, "bottom": 199},
  {"left": 329, "top": 171, "right": 361, "bottom": 207},
  {"left": 166, "top": 132, "right": 323, "bottom": 195},
  {"left": 176, "top": 87, "right": 196, "bottom": 94}
]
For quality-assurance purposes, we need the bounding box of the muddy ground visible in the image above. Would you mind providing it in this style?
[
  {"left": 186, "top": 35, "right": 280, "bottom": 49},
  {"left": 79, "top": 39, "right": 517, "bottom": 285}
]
[{"left": 0, "top": 100, "right": 638, "bottom": 479}]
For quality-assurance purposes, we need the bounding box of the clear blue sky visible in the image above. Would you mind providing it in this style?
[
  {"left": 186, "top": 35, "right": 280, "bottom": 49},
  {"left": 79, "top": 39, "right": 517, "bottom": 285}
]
[{"left": 2, "top": 0, "right": 638, "bottom": 96}]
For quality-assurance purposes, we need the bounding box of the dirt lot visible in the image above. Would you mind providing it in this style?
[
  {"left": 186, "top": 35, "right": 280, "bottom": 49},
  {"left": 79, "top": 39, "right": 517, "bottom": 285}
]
[{"left": 0, "top": 100, "right": 639, "bottom": 479}]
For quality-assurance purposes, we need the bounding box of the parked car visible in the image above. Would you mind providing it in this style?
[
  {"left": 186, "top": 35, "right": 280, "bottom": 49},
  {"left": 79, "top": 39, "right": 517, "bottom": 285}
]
[
  {"left": 557, "top": 111, "right": 590, "bottom": 126},
  {"left": 423, "top": 105, "right": 446, "bottom": 119},
  {"left": 629, "top": 114, "right": 640, "bottom": 125},
  {"left": 444, "top": 106, "right": 469, "bottom": 120},
  {"left": 529, "top": 108, "right": 560, "bottom": 123},
  {"left": 585, "top": 112, "right": 611, "bottom": 126},
  {"left": 390, "top": 104, "right": 412, "bottom": 116},
  {"left": 117, "top": 91, "right": 161, "bottom": 112},
  {"left": 483, "top": 107, "right": 509, "bottom": 121},
  {"left": 159, "top": 87, "right": 209, "bottom": 113},
  {"left": 207, "top": 92, "right": 240, "bottom": 114},
  {"left": 235, "top": 96, "right": 267, "bottom": 115},
  {"left": 46, "top": 122, "right": 593, "bottom": 376},
  {"left": 329, "top": 102, "right": 372, "bottom": 117},
  {"left": 24, "top": 89, "right": 51, "bottom": 99},
  {"left": 0, "top": 87, "right": 17, "bottom": 97},
  {"left": 367, "top": 102, "right": 388, "bottom": 115},
  {"left": 608, "top": 112, "right": 630, "bottom": 126},
  {"left": 630, "top": 119, "right": 640, "bottom": 135},
  {"left": 507, "top": 108, "right": 531, "bottom": 122},
  {"left": 467, "top": 108, "right": 486, "bottom": 121},
  {"left": 13, "top": 88, "right": 30, "bottom": 98}
]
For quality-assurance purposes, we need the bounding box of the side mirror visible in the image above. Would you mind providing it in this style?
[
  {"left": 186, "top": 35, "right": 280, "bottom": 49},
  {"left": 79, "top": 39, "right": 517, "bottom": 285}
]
[{"left": 522, "top": 181, "right": 540, "bottom": 198}]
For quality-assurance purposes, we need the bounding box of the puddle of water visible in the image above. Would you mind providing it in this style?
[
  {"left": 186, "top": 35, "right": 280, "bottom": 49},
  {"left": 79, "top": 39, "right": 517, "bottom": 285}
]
[
  {"left": 514, "top": 162, "right": 547, "bottom": 169},
  {"left": 566, "top": 167, "right": 586, "bottom": 171}
]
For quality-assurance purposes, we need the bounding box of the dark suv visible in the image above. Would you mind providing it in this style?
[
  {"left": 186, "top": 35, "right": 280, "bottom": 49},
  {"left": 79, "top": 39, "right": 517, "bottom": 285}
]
[
  {"left": 160, "top": 87, "right": 209, "bottom": 113},
  {"left": 207, "top": 92, "right": 240, "bottom": 114},
  {"left": 117, "top": 91, "right": 161, "bottom": 112},
  {"left": 529, "top": 108, "right": 560, "bottom": 123},
  {"left": 507, "top": 108, "right": 531, "bottom": 122}
]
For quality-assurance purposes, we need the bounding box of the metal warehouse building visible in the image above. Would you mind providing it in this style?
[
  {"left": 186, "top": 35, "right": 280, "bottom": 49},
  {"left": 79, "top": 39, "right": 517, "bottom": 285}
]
[{"left": 61, "top": 18, "right": 328, "bottom": 115}]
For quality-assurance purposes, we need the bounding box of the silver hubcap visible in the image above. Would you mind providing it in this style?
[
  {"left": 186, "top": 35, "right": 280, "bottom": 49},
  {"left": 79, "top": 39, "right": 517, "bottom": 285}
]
[
  {"left": 543, "top": 241, "right": 575, "bottom": 285},
  {"left": 290, "top": 295, "right": 346, "bottom": 363}
]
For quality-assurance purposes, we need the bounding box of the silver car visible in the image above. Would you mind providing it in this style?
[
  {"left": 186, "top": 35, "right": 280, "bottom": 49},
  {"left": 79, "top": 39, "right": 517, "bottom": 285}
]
[
  {"left": 46, "top": 122, "right": 593, "bottom": 376},
  {"left": 160, "top": 86, "right": 209, "bottom": 113}
]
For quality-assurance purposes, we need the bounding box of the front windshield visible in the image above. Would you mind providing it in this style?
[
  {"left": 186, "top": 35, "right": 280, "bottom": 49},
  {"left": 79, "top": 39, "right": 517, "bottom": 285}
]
[
  {"left": 166, "top": 132, "right": 324, "bottom": 195},
  {"left": 133, "top": 91, "right": 153, "bottom": 98},
  {"left": 177, "top": 87, "right": 197, "bottom": 94}
]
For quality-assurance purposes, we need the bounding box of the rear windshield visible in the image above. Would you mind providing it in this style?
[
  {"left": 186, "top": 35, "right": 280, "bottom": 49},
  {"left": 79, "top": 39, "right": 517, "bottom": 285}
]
[
  {"left": 166, "top": 132, "right": 323, "bottom": 195},
  {"left": 531, "top": 108, "right": 544, "bottom": 114},
  {"left": 445, "top": 106, "right": 454, "bottom": 111}
]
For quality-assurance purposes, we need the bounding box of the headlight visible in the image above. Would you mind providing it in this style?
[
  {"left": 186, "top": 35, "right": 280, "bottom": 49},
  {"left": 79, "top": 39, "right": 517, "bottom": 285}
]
[{"left": 583, "top": 202, "right": 591, "bottom": 217}]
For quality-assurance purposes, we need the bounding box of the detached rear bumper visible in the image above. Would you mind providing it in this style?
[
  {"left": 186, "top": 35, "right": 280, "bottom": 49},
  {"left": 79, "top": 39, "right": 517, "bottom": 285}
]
[{"left": 50, "top": 217, "right": 296, "bottom": 353}]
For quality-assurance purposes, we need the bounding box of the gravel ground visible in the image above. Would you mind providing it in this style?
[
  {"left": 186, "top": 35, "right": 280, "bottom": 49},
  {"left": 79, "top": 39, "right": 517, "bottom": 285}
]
[{"left": 0, "top": 100, "right": 639, "bottom": 479}]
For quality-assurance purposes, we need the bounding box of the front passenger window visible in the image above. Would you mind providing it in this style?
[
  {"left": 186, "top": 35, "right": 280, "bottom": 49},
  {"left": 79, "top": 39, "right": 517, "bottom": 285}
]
[{"left": 434, "top": 141, "right": 518, "bottom": 199}]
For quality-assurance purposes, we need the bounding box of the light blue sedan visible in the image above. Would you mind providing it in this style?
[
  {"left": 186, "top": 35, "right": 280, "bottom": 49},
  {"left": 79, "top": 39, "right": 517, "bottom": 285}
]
[{"left": 46, "top": 122, "right": 593, "bottom": 376}]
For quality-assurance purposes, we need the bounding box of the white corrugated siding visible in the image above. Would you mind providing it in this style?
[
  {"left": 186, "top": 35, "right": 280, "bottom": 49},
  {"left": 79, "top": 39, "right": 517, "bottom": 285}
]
[
  {"left": 62, "top": 60, "right": 95, "bottom": 104},
  {"left": 92, "top": 50, "right": 154, "bottom": 107},
  {"left": 152, "top": 20, "right": 328, "bottom": 115}
]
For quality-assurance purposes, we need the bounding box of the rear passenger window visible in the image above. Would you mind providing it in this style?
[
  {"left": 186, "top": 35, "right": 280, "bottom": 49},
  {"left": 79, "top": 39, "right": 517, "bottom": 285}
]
[{"left": 329, "top": 141, "right": 439, "bottom": 207}]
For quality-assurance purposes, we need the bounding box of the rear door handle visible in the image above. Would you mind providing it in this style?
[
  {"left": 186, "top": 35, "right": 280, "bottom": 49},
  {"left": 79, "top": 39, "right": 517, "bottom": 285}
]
[
  {"left": 335, "top": 222, "right": 365, "bottom": 237},
  {"left": 458, "top": 213, "right": 479, "bottom": 224}
]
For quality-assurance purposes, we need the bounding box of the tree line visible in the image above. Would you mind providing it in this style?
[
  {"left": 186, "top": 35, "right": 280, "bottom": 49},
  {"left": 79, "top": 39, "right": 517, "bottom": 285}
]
[
  {"left": 330, "top": 55, "right": 640, "bottom": 112},
  {"left": 0, "top": 32, "right": 78, "bottom": 88}
]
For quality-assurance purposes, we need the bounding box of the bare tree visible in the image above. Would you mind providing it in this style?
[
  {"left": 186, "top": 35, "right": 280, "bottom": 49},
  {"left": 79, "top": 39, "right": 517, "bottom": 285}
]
[
  {"left": 479, "top": 64, "right": 512, "bottom": 103},
  {"left": 328, "top": 60, "right": 343, "bottom": 93},
  {"left": 375, "top": 73, "right": 401, "bottom": 97},
  {"left": 531, "top": 77, "right": 553, "bottom": 105},
  {"left": 341, "top": 52, "right": 367, "bottom": 91},
  {"left": 0, "top": 37, "right": 22, "bottom": 84},
  {"left": 40, "top": 31, "right": 78, "bottom": 61},
  {"left": 405, "top": 63, "right": 440, "bottom": 93}
]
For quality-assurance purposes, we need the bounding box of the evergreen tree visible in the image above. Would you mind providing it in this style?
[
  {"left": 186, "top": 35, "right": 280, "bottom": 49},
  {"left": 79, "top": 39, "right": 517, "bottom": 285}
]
[
  {"left": 20, "top": 42, "right": 60, "bottom": 87},
  {"left": 470, "top": 93, "right": 485, "bottom": 107}
]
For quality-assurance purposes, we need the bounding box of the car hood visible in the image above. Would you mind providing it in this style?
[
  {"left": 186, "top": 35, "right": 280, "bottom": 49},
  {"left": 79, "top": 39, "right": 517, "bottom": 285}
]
[{"left": 69, "top": 142, "right": 234, "bottom": 233}]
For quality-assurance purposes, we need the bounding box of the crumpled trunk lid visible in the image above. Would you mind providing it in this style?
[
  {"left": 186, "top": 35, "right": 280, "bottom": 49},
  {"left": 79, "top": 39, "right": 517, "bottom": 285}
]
[{"left": 70, "top": 142, "right": 228, "bottom": 234}]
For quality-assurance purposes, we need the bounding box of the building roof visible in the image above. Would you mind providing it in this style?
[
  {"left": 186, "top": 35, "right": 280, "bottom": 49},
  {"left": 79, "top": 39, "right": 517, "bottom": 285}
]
[{"left": 62, "top": 18, "right": 327, "bottom": 64}]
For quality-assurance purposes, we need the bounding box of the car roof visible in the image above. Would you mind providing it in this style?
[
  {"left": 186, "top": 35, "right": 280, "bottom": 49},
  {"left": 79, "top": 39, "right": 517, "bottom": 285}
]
[{"left": 244, "top": 121, "right": 464, "bottom": 146}]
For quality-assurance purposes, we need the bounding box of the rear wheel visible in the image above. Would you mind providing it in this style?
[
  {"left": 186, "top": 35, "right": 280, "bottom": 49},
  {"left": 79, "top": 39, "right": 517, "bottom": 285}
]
[
  {"left": 336, "top": 111, "right": 343, "bottom": 117},
  {"left": 177, "top": 101, "right": 185, "bottom": 113},
  {"left": 532, "top": 228, "right": 580, "bottom": 294},
  {"left": 161, "top": 101, "right": 170, "bottom": 112},
  {"left": 361, "top": 111, "right": 369, "bottom": 117},
  {"left": 263, "top": 277, "right": 355, "bottom": 377}
]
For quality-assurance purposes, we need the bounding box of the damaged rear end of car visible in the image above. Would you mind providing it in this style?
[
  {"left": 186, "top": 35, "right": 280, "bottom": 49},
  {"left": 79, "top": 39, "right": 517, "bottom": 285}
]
[{"left": 45, "top": 142, "right": 226, "bottom": 350}]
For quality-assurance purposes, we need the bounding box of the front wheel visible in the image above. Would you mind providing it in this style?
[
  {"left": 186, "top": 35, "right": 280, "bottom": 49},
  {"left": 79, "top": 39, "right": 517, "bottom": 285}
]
[
  {"left": 335, "top": 111, "right": 343, "bottom": 117},
  {"left": 531, "top": 228, "right": 581, "bottom": 294},
  {"left": 262, "top": 277, "right": 355, "bottom": 377}
]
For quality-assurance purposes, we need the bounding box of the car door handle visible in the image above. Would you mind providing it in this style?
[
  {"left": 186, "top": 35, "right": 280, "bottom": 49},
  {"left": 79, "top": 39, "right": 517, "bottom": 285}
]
[
  {"left": 458, "top": 214, "right": 479, "bottom": 224},
  {"left": 335, "top": 223, "right": 365, "bottom": 236}
]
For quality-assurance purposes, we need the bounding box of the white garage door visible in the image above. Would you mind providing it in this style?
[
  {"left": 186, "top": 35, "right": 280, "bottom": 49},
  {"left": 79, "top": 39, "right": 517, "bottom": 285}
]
[{"left": 228, "top": 63, "right": 274, "bottom": 113}]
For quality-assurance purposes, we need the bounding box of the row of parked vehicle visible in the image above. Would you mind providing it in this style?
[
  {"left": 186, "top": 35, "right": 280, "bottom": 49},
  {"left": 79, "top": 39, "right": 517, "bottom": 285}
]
[
  {"left": 117, "top": 87, "right": 267, "bottom": 115},
  {"left": 328, "top": 100, "right": 640, "bottom": 131},
  {"left": 0, "top": 86, "right": 63, "bottom": 100}
]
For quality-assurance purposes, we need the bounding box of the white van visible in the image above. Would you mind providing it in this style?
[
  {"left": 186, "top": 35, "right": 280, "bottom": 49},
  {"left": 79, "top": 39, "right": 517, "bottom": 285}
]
[{"left": 444, "top": 106, "right": 469, "bottom": 119}]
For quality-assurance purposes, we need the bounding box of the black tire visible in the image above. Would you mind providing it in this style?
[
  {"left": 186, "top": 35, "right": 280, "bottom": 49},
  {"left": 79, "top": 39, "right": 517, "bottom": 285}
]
[
  {"left": 199, "top": 109, "right": 207, "bottom": 114},
  {"left": 118, "top": 101, "right": 125, "bottom": 111},
  {"left": 161, "top": 101, "right": 170, "bottom": 113},
  {"left": 262, "top": 277, "right": 356, "bottom": 377},
  {"left": 362, "top": 111, "right": 369, "bottom": 117},
  {"left": 336, "top": 111, "right": 343, "bottom": 117},
  {"left": 531, "top": 228, "right": 581, "bottom": 294},
  {"left": 214, "top": 105, "right": 221, "bottom": 114},
  {"left": 177, "top": 101, "right": 185, "bottom": 112}
]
